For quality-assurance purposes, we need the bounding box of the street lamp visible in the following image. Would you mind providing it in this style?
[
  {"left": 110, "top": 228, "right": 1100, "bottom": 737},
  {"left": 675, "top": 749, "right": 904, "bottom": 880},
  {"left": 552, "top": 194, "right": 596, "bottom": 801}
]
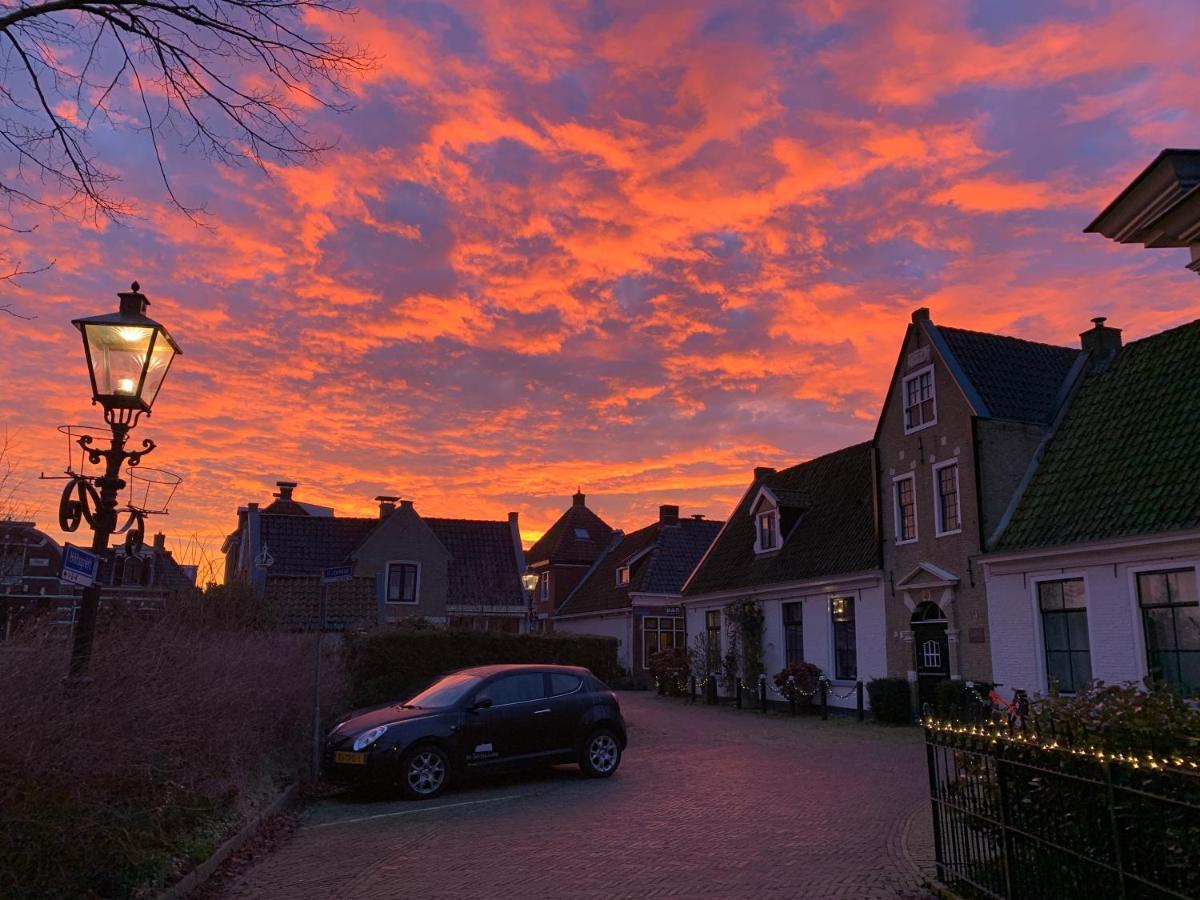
[
  {"left": 521, "top": 572, "right": 540, "bottom": 594},
  {"left": 64, "top": 283, "right": 181, "bottom": 680}
]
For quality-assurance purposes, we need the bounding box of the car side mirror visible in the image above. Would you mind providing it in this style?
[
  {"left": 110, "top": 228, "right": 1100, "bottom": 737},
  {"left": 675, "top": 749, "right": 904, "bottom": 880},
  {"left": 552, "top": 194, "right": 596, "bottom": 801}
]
[{"left": 470, "top": 696, "right": 494, "bottom": 712}]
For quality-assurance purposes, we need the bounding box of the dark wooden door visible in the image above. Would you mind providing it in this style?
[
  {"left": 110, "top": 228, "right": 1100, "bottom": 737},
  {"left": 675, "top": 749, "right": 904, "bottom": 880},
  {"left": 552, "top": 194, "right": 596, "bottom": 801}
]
[{"left": 913, "top": 621, "right": 949, "bottom": 713}]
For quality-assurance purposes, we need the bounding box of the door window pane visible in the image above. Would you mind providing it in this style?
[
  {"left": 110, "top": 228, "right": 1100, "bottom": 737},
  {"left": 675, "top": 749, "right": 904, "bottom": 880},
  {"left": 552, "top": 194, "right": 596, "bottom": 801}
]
[
  {"left": 485, "top": 673, "right": 546, "bottom": 705},
  {"left": 549, "top": 674, "right": 581, "bottom": 696}
]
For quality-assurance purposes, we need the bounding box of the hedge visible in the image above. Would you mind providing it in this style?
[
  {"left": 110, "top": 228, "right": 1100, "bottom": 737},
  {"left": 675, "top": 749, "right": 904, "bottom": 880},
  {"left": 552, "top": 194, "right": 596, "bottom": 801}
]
[
  {"left": 345, "top": 626, "right": 621, "bottom": 707},
  {"left": 866, "top": 677, "right": 912, "bottom": 724}
]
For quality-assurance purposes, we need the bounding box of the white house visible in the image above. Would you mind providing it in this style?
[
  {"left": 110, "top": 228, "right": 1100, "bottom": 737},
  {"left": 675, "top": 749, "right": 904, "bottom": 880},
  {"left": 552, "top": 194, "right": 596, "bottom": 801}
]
[{"left": 682, "top": 443, "right": 887, "bottom": 711}]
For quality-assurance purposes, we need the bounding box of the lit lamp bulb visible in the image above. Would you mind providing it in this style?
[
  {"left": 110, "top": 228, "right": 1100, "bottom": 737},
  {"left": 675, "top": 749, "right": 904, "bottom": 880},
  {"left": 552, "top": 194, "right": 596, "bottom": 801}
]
[{"left": 116, "top": 377, "right": 136, "bottom": 395}]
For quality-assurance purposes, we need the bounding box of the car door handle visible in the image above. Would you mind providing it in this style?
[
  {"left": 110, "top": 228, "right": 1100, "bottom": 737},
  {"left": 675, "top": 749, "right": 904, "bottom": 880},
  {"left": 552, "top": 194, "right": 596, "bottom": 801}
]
[{"left": 534, "top": 708, "right": 552, "bottom": 715}]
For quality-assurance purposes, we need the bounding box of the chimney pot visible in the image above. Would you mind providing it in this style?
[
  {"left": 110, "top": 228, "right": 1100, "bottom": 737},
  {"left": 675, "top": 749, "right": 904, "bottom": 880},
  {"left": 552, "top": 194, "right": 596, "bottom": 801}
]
[
  {"left": 399, "top": 499, "right": 415, "bottom": 510},
  {"left": 754, "top": 466, "right": 776, "bottom": 481},
  {"left": 659, "top": 504, "right": 679, "bottom": 524},
  {"left": 375, "top": 495, "right": 399, "bottom": 518},
  {"left": 691, "top": 514, "right": 705, "bottom": 521},
  {"left": 1080, "top": 316, "right": 1122, "bottom": 370},
  {"left": 274, "top": 481, "right": 297, "bottom": 500}
]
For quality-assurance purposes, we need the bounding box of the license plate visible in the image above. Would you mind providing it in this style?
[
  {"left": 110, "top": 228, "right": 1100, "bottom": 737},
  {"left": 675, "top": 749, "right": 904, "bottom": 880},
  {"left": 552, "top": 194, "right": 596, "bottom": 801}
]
[{"left": 334, "top": 751, "right": 367, "bottom": 765}]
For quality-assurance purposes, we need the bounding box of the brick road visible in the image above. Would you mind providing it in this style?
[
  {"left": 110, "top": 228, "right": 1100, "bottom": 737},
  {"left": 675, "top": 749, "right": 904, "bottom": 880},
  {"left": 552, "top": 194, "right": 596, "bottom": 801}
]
[{"left": 218, "top": 693, "right": 937, "bottom": 899}]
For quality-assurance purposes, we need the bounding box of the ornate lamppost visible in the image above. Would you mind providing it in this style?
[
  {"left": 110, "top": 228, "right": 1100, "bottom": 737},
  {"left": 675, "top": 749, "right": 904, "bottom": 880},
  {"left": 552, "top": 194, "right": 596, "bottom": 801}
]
[
  {"left": 62, "top": 283, "right": 181, "bottom": 680},
  {"left": 521, "top": 571, "right": 540, "bottom": 632}
]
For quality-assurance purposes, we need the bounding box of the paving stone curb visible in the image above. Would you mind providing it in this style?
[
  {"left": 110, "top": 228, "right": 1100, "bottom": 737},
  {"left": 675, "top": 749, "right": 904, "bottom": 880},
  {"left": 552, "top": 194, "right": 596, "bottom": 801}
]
[{"left": 158, "top": 783, "right": 299, "bottom": 900}]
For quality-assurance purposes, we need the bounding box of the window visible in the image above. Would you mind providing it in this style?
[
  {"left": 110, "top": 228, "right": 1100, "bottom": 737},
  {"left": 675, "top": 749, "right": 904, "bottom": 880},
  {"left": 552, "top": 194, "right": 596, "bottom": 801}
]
[
  {"left": 757, "top": 510, "right": 778, "bottom": 552},
  {"left": 934, "top": 461, "right": 961, "bottom": 536},
  {"left": 616, "top": 565, "right": 631, "bottom": 587},
  {"left": 550, "top": 673, "right": 582, "bottom": 695},
  {"left": 643, "top": 616, "right": 686, "bottom": 667},
  {"left": 922, "top": 639, "right": 942, "bottom": 668},
  {"left": 574, "top": 528, "right": 590, "bottom": 539},
  {"left": 894, "top": 475, "right": 917, "bottom": 543},
  {"left": 705, "top": 610, "right": 722, "bottom": 673},
  {"left": 903, "top": 366, "right": 936, "bottom": 432},
  {"left": 482, "top": 672, "right": 546, "bottom": 706},
  {"left": 386, "top": 562, "right": 419, "bottom": 604},
  {"left": 1039, "top": 579, "right": 1090, "bottom": 693},
  {"left": 1138, "top": 569, "right": 1200, "bottom": 696},
  {"left": 782, "top": 602, "right": 804, "bottom": 666},
  {"left": 831, "top": 596, "right": 857, "bottom": 680},
  {"left": 540, "top": 572, "right": 549, "bottom": 602},
  {"left": 0, "top": 551, "right": 23, "bottom": 584}
]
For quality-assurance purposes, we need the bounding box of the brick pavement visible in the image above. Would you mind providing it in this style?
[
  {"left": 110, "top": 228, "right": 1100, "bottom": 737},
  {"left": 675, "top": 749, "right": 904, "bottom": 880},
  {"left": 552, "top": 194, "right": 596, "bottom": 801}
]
[{"left": 217, "top": 694, "right": 937, "bottom": 899}]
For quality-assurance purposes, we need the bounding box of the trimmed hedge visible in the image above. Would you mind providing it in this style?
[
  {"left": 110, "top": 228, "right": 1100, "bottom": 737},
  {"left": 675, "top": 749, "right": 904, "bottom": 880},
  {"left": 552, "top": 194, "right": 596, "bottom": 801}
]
[
  {"left": 867, "top": 677, "right": 912, "bottom": 724},
  {"left": 933, "top": 679, "right": 993, "bottom": 721},
  {"left": 346, "top": 627, "right": 621, "bottom": 707}
]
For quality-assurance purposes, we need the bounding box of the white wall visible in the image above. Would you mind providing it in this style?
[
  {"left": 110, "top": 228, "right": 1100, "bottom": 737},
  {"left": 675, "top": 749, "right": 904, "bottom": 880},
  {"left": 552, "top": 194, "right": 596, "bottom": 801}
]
[
  {"left": 985, "top": 536, "right": 1200, "bottom": 697},
  {"left": 686, "top": 576, "right": 886, "bottom": 711},
  {"left": 555, "top": 613, "right": 632, "bottom": 672}
]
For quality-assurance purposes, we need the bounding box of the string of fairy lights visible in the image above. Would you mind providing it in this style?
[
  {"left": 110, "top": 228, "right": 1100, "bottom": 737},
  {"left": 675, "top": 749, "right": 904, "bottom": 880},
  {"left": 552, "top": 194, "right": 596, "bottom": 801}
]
[{"left": 653, "top": 672, "right": 1200, "bottom": 774}]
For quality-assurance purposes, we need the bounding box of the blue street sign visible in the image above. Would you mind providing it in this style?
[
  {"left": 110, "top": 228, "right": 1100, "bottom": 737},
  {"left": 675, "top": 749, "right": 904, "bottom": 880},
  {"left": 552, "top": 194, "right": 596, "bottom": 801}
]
[
  {"left": 61, "top": 544, "right": 101, "bottom": 587},
  {"left": 321, "top": 565, "right": 354, "bottom": 583}
]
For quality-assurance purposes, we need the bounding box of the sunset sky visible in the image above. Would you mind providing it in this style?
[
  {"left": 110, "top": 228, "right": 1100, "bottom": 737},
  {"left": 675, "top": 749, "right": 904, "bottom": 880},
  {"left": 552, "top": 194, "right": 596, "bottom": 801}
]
[{"left": 2, "top": 0, "right": 1199, "bottom": 578}]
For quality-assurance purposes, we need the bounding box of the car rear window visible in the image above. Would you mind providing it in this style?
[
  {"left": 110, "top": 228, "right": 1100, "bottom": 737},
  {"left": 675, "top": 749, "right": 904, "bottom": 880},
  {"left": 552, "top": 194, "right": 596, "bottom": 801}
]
[{"left": 550, "top": 673, "right": 582, "bottom": 696}]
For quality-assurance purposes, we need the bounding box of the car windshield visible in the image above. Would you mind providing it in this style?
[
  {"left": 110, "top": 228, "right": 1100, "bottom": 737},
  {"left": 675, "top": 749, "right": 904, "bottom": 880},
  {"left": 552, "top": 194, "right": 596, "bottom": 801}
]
[{"left": 405, "top": 673, "right": 483, "bottom": 709}]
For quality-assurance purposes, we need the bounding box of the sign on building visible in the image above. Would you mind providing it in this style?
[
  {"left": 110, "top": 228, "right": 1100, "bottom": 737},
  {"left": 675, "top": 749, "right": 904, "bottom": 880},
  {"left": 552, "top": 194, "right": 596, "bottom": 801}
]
[{"left": 321, "top": 565, "right": 354, "bottom": 584}]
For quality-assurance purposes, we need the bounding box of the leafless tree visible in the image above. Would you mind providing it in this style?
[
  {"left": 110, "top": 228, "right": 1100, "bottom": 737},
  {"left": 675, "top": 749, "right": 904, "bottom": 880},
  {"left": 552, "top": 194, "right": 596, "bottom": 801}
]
[
  {"left": 0, "top": 0, "right": 369, "bottom": 289},
  {"left": 0, "top": 426, "right": 32, "bottom": 521}
]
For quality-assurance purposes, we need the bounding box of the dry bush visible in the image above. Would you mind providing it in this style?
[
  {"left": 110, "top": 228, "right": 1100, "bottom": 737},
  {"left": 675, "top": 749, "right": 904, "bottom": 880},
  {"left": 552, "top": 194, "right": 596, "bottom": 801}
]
[{"left": 0, "top": 596, "right": 347, "bottom": 898}]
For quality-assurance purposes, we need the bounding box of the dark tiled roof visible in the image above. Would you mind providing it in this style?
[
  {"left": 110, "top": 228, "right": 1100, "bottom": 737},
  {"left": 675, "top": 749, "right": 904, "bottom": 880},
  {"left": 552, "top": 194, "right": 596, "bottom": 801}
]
[
  {"left": 993, "top": 319, "right": 1200, "bottom": 551},
  {"left": 684, "top": 443, "right": 879, "bottom": 595},
  {"left": 259, "top": 516, "right": 377, "bottom": 576},
  {"left": 426, "top": 517, "right": 523, "bottom": 608},
  {"left": 265, "top": 575, "right": 377, "bottom": 630},
  {"left": 261, "top": 497, "right": 311, "bottom": 516},
  {"left": 558, "top": 517, "right": 723, "bottom": 616},
  {"left": 937, "top": 326, "right": 1080, "bottom": 425},
  {"left": 526, "top": 496, "right": 614, "bottom": 565}
]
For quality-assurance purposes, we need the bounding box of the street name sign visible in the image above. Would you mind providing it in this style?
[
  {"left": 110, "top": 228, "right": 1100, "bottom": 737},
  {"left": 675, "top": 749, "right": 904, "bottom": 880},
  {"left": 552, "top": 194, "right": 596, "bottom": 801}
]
[
  {"left": 321, "top": 565, "right": 354, "bottom": 583},
  {"left": 60, "top": 544, "right": 101, "bottom": 587}
]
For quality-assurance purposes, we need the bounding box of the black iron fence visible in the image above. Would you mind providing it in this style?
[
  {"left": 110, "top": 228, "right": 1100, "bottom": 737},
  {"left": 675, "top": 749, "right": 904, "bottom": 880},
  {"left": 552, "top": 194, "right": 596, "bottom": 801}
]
[{"left": 926, "top": 722, "right": 1200, "bottom": 899}]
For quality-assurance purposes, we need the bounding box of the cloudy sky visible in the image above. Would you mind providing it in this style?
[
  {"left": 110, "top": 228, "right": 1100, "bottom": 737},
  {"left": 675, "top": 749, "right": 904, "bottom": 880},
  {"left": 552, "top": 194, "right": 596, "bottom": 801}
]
[{"left": 2, "top": 0, "right": 1199, "bottom": 577}]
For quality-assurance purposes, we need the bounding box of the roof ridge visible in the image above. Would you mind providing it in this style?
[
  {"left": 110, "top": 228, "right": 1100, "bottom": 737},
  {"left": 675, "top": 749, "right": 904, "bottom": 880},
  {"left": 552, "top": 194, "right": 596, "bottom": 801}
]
[
  {"left": 936, "top": 323, "right": 1077, "bottom": 353},
  {"left": 1120, "top": 315, "right": 1200, "bottom": 350}
]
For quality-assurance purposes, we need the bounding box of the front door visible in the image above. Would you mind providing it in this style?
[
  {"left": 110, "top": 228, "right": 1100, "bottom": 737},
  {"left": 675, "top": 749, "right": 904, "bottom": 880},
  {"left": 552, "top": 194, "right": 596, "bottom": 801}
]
[{"left": 913, "top": 621, "right": 949, "bottom": 714}]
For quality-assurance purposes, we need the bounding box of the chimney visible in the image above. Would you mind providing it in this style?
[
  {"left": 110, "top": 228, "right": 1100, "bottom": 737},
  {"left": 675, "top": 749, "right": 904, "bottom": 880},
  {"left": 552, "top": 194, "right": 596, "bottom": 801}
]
[
  {"left": 1080, "top": 316, "right": 1122, "bottom": 370},
  {"left": 911, "top": 307, "right": 930, "bottom": 323},
  {"left": 754, "top": 466, "right": 776, "bottom": 481},
  {"left": 659, "top": 504, "right": 679, "bottom": 525},
  {"left": 691, "top": 514, "right": 705, "bottom": 521},
  {"left": 399, "top": 499, "right": 415, "bottom": 510},
  {"left": 274, "top": 481, "right": 298, "bottom": 501},
  {"left": 153, "top": 532, "right": 165, "bottom": 551},
  {"left": 375, "top": 495, "right": 399, "bottom": 518},
  {"left": 573, "top": 489, "right": 586, "bottom": 507},
  {"left": 508, "top": 511, "right": 519, "bottom": 526}
]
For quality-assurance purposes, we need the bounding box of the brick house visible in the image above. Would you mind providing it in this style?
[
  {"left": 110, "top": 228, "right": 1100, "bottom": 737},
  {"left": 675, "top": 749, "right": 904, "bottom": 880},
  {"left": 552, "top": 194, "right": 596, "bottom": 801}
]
[
  {"left": 222, "top": 483, "right": 527, "bottom": 631},
  {"left": 874, "top": 309, "right": 1084, "bottom": 710},
  {"left": 682, "top": 444, "right": 885, "bottom": 710},
  {"left": 555, "top": 505, "right": 721, "bottom": 682},
  {"left": 523, "top": 490, "right": 613, "bottom": 632}
]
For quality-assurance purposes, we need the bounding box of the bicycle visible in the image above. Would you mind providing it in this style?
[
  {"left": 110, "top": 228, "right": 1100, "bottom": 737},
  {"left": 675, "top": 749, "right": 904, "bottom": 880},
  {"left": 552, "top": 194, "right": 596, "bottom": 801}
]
[{"left": 985, "top": 683, "right": 1029, "bottom": 730}]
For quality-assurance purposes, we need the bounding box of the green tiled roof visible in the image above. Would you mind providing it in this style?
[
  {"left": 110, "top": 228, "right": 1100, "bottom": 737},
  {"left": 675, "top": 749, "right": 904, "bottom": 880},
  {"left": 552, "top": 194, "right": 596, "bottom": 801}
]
[{"left": 994, "top": 318, "right": 1200, "bottom": 551}]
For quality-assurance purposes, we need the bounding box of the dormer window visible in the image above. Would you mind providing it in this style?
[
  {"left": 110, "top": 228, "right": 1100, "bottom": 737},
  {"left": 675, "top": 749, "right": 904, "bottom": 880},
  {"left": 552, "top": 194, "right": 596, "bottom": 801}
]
[
  {"left": 574, "top": 528, "right": 590, "bottom": 539},
  {"left": 616, "top": 565, "right": 630, "bottom": 587},
  {"left": 903, "top": 366, "right": 936, "bottom": 432},
  {"left": 750, "top": 486, "right": 784, "bottom": 555},
  {"left": 758, "top": 511, "right": 777, "bottom": 550}
]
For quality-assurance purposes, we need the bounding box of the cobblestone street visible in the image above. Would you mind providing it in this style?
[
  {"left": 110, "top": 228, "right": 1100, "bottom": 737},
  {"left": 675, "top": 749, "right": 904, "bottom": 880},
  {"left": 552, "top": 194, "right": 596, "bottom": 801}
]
[{"left": 218, "top": 693, "right": 937, "bottom": 899}]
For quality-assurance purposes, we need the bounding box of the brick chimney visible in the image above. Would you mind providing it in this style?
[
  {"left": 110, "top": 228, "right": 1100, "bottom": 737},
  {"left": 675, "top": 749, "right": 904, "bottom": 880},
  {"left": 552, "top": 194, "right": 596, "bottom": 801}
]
[
  {"left": 911, "top": 307, "right": 930, "bottom": 323},
  {"left": 153, "top": 532, "right": 165, "bottom": 551},
  {"left": 399, "top": 499, "right": 415, "bottom": 511},
  {"left": 754, "top": 466, "right": 776, "bottom": 481},
  {"left": 274, "top": 481, "right": 297, "bottom": 501},
  {"left": 1080, "top": 316, "right": 1122, "bottom": 371},
  {"left": 375, "top": 495, "right": 399, "bottom": 518},
  {"left": 659, "top": 504, "right": 679, "bottom": 525},
  {"left": 573, "top": 489, "right": 586, "bottom": 507}
]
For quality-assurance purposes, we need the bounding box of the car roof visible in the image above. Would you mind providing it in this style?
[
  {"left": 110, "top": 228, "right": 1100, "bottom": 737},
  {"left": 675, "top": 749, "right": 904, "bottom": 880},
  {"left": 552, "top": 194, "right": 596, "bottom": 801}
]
[{"left": 453, "top": 663, "right": 591, "bottom": 678}]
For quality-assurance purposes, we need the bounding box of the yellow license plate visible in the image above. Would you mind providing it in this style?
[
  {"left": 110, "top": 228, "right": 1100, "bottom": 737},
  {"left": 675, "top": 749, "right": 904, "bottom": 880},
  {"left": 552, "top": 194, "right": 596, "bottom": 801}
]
[{"left": 334, "top": 751, "right": 367, "bottom": 765}]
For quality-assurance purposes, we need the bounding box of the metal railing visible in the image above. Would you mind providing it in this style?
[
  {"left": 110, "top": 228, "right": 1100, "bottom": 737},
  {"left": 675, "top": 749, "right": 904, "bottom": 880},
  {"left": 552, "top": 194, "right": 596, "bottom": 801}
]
[{"left": 925, "top": 722, "right": 1200, "bottom": 899}]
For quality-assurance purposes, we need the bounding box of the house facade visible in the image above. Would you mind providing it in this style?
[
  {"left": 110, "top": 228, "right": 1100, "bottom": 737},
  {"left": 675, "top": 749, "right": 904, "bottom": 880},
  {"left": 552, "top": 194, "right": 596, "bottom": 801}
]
[
  {"left": 554, "top": 505, "right": 721, "bottom": 682},
  {"left": 523, "top": 491, "right": 613, "bottom": 632},
  {"left": 682, "top": 443, "right": 886, "bottom": 711},
  {"left": 984, "top": 318, "right": 1200, "bottom": 698},
  {"left": 223, "top": 483, "right": 527, "bottom": 632},
  {"left": 874, "top": 308, "right": 1084, "bottom": 710}
]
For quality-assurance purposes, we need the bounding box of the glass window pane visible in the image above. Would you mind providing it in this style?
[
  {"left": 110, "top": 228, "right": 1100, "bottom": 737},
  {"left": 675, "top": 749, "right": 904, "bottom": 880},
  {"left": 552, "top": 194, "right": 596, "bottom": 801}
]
[
  {"left": 1039, "top": 581, "right": 1063, "bottom": 611},
  {"left": 1176, "top": 606, "right": 1200, "bottom": 651},
  {"left": 1042, "top": 613, "right": 1069, "bottom": 651},
  {"left": 1178, "top": 652, "right": 1200, "bottom": 697},
  {"left": 1169, "top": 569, "right": 1199, "bottom": 604},
  {"left": 550, "top": 674, "right": 581, "bottom": 695},
  {"left": 1061, "top": 580, "right": 1086, "bottom": 609},
  {"left": 1046, "top": 652, "right": 1073, "bottom": 692},
  {"left": 486, "top": 673, "right": 545, "bottom": 704},
  {"left": 1138, "top": 573, "right": 1169, "bottom": 607},
  {"left": 1143, "top": 608, "right": 1175, "bottom": 652},
  {"left": 1067, "top": 610, "right": 1090, "bottom": 649},
  {"left": 1071, "top": 652, "right": 1092, "bottom": 692}
]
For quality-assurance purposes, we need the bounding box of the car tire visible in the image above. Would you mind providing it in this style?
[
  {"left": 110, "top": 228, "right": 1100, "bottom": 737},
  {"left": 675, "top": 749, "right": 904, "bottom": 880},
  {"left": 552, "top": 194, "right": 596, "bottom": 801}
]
[
  {"left": 579, "top": 728, "right": 621, "bottom": 778},
  {"left": 399, "top": 744, "right": 451, "bottom": 800}
]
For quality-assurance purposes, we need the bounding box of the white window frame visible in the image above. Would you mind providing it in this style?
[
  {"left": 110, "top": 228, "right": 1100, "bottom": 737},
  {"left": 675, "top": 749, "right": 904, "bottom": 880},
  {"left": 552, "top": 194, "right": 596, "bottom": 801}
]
[
  {"left": 385, "top": 560, "right": 421, "bottom": 605},
  {"left": 1126, "top": 561, "right": 1200, "bottom": 691},
  {"left": 902, "top": 365, "right": 937, "bottom": 434},
  {"left": 1028, "top": 571, "right": 1092, "bottom": 696},
  {"left": 642, "top": 615, "right": 686, "bottom": 668},
  {"left": 754, "top": 508, "right": 781, "bottom": 554},
  {"left": 616, "top": 565, "right": 631, "bottom": 587},
  {"left": 893, "top": 473, "right": 919, "bottom": 545},
  {"left": 932, "top": 459, "right": 962, "bottom": 537},
  {"left": 540, "top": 571, "right": 550, "bottom": 602}
]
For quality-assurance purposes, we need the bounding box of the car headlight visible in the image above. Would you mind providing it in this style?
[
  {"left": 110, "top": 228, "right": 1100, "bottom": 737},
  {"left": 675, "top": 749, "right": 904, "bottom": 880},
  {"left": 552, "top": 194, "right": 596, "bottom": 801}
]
[{"left": 352, "top": 725, "right": 388, "bottom": 752}]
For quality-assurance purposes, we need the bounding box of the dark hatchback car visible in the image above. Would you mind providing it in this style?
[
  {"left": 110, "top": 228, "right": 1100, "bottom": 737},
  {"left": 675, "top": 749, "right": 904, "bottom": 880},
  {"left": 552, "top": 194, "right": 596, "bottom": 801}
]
[{"left": 324, "top": 664, "right": 627, "bottom": 799}]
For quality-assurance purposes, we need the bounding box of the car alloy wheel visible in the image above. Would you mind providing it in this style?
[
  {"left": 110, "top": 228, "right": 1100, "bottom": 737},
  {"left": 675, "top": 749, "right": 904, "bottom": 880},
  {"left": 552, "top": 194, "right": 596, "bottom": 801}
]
[
  {"left": 406, "top": 749, "right": 447, "bottom": 797},
  {"left": 587, "top": 732, "right": 619, "bottom": 774}
]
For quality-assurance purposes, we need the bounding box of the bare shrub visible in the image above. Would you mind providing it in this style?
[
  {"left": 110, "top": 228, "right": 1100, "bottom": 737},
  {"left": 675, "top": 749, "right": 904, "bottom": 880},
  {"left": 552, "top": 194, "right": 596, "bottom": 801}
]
[{"left": 0, "top": 598, "right": 347, "bottom": 898}]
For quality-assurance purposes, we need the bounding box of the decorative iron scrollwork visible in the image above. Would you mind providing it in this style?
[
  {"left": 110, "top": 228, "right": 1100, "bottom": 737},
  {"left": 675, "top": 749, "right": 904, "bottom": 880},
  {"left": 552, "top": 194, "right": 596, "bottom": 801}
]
[{"left": 58, "top": 476, "right": 101, "bottom": 533}]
